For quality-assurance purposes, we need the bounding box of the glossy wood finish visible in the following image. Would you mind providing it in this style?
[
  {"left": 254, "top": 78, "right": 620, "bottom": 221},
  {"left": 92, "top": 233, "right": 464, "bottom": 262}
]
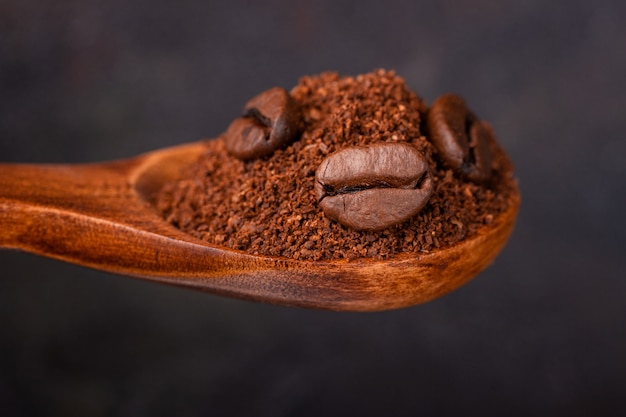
[{"left": 0, "top": 141, "right": 520, "bottom": 311}]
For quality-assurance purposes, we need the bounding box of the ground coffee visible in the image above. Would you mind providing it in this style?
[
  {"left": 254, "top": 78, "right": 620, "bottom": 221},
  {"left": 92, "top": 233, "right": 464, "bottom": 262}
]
[{"left": 155, "top": 70, "right": 517, "bottom": 260}]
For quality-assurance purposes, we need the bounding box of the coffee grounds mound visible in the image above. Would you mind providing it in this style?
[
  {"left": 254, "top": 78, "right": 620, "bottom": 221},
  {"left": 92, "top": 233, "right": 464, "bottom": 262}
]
[{"left": 156, "top": 70, "right": 517, "bottom": 261}]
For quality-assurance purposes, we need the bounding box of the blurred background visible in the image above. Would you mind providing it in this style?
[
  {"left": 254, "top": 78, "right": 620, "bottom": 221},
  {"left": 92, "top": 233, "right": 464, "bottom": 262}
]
[{"left": 1, "top": 0, "right": 625, "bottom": 416}]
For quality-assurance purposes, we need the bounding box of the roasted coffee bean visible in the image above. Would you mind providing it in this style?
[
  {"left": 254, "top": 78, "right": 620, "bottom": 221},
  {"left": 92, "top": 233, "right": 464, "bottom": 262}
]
[
  {"left": 224, "top": 87, "right": 301, "bottom": 160},
  {"left": 315, "top": 143, "right": 433, "bottom": 231},
  {"left": 427, "top": 94, "right": 493, "bottom": 182}
]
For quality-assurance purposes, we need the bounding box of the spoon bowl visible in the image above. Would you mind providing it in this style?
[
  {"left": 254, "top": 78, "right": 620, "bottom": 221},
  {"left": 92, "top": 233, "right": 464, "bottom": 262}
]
[{"left": 0, "top": 140, "right": 519, "bottom": 311}]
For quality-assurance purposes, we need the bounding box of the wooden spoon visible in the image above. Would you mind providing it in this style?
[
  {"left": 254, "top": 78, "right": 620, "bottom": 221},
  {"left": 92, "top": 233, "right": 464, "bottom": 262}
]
[{"left": 0, "top": 141, "right": 519, "bottom": 311}]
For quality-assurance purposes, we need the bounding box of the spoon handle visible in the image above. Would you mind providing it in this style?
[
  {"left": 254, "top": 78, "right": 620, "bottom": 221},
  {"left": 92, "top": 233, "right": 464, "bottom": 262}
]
[
  {"left": 0, "top": 161, "right": 134, "bottom": 217},
  {"left": 0, "top": 161, "right": 224, "bottom": 276},
  {"left": 0, "top": 161, "right": 145, "bottom": 255}
]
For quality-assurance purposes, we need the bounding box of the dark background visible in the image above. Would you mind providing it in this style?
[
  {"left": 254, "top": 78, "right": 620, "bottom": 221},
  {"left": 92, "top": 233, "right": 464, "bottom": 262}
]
[{"left": 1, "top": 1, "right": 625, "bottom": 416}]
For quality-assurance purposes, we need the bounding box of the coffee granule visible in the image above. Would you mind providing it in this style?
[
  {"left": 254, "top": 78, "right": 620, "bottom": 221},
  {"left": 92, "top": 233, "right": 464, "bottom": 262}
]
[{"left": 155, "top": 70, "right": 516, "bottom": 260}]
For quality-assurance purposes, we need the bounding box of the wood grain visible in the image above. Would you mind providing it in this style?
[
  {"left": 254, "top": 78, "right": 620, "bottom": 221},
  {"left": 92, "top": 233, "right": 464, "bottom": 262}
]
[{"left": 0, "top": 141, "right": 520, "bottom": 311}]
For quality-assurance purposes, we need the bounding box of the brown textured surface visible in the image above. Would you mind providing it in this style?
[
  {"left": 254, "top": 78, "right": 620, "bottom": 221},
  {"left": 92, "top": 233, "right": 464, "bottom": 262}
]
[
  {"left": 0, "top": 140, "right": 519, "bottom": 311},
  {"left": 156, "top": 70, "right": 517, "bottom": 260}
]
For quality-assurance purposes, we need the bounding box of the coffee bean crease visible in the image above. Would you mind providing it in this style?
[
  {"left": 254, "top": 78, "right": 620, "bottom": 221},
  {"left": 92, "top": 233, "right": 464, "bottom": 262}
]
[
  {"left": 224, "top": 87, "right": 301, "bottom": 160},
  {"left": 315, "top": 142, "right": 433, "bottom": 231},
  {"left": 427, "top": 94, "right": 493, "bottom": 182}
]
